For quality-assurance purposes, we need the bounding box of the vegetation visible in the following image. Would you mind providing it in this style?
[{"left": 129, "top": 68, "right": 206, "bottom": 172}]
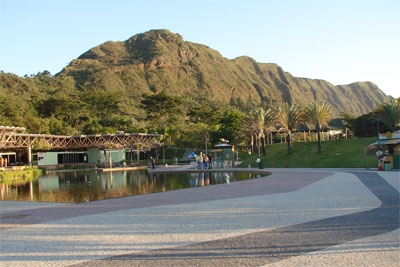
[
  {"left": 238, "top": 137, "right": 378, "bottom": 169},
  {"left": 274, "top": 103, "right": 303, "bottom": 154},
  {"left": 0, "top": 168, "right": 44, "bottom": 185},
  {"left": 0, "top": 29, "right": 398, "bottom": 161},
  {"left": 0, "top": 30, "right": 393, "bottom": 136},
  {"left": 374, "top": 98, "right": 400, "bottom": 132},
  {"left": 339, "top": 98, "right": 399, "bottom": 138},
  {"left": 303, "top": 100, "right": 334, "bottom": 153}
]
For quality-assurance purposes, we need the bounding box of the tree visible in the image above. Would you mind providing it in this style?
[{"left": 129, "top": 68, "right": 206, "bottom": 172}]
[
  {"left": 187, "top": 105, "right": 221, "bottom": 126},
  {"left": 275, "top": 103, "right": 302, "bottom": 154},
  {"left": 374, "top": 98, "right": 400, "bottom": 131},
  {"left": 217, "top": 109, "right": 245, "bottom": 146},
  {"left": 140, "top": 91, "right": 184, "bottom": 133},
  {"left": 303, "top": 100, "right": 333, "bottom": 153},
  {"left": 80, "top": 90, "right": 121, "bottom": 121},
  {"left": 34, "top": 96, "right": 87, "bottom": 134},
  {"left": 350, "top": 112, "right": 389, "bottom": 137},
  {"left": 303, "top": 100, "right": 333, "bottom": 151},
  {"left": 262, "top": 108, "right": 276, "bottom": 152},
  {"left": 340, "top": 112, "right": 356, "bottom": 135},
  {"left": 254, "top": 107, "right": 266, "bottom": 157},
  {"left": 245, "top": 107, "right": 275, "bottom": 156}
]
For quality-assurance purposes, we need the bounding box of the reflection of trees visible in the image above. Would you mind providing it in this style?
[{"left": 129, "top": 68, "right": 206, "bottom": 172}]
[
  {"left": 0, "top": 178, "right": 41, "bottom": 202},
  {"left": 1, "top": 170, "right": 266, "bottom": 203}
]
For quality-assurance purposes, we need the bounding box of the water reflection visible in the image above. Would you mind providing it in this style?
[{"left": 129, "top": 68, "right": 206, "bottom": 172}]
[{"left": 0, "top": 170, "right": 265, "bottom": 203}]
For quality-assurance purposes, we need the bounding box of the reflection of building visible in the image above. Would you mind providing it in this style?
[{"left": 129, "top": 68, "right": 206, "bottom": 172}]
[
  {"left": 369, "top": 131, "right": 400, "bottom": 169},
  {"left": 39, "top": 175, "right": 60, "bottom": 191}
]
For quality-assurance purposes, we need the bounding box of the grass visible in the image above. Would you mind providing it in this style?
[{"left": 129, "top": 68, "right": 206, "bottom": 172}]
[
  {"left": 0, "top": 168, "right": 44, "bottom": 185},
  {"left": 238, "top": 137, "right": 380, "bottom": 169}
]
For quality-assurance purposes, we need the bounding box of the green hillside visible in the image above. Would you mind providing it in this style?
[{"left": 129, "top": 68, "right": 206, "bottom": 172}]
[
  {"left": 61, "top": 29, "right": 391, "bottom": 118},
  {"left": 238, "top": 137, "right": 380, "bottom": 169},
  {"left": 0, "top": 29, "right": 393, "bottom": 137}
]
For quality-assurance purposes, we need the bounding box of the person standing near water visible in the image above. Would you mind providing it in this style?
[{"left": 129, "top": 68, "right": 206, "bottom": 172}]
[
  {"left": 149, "top": 156, "right": 155, "bottom": 169},
  {"left": 198, "top": 152, "right": 204, "bottom": 169}
]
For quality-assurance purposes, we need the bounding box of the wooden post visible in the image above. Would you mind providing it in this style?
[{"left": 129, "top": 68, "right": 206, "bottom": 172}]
[{"left": 27, "top": 146, "right": 32, "bottom": 166}]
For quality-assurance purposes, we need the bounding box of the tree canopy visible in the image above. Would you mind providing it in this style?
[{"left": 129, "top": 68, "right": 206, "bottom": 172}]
[{"left": 303, "top": 100, "right": 334, "bottom": 153}]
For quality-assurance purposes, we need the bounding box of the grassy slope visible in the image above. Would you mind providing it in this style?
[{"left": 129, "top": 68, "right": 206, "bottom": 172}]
[{"left": 238, "top": 137, "right": 379, "bottom": 169}]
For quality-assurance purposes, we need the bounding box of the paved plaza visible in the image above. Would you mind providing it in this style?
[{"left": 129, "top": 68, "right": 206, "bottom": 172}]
[{"left": 0, "top": 168, "right": 399, "bottom": 266}]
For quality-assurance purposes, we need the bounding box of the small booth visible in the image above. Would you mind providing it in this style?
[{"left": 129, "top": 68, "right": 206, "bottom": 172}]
[
  {"left": 369, "top": 131, "right": 400, "bottom": 170},
  {"left": 211, "top": 143, "right": 234, "bottom": 168}
]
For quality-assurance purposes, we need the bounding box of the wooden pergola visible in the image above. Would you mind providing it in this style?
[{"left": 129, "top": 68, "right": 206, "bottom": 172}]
[{"left": 0, "top": 126, "right": 163, "bottom": 165}]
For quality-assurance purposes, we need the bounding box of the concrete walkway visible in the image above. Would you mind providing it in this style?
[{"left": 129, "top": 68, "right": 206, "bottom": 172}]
[{"left": 0, "top": 168, "right": 399, "bottom": 266}]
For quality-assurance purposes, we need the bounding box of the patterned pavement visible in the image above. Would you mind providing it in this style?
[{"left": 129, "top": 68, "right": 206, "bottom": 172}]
[{"left": 0, "top": 168, "right": 399, "bottom": 266}]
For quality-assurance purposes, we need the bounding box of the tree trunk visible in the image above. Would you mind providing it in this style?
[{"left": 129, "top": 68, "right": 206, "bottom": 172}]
[
  {"left": 250, "top": 134, "right": 254, "bottom": 154},
  {"left": 317, "top": 124, "right": 322, "bottom": 153},
  {"left": 136, "top": 149, "right": 140, "bottom": 164},
  {"left": 262, "top": 136, "right": 266, "bottom": 156}
]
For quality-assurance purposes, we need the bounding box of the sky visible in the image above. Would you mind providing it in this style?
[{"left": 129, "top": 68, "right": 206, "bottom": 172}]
[{"left": 1, "top": 0, "right": 399, "bottom": 97}]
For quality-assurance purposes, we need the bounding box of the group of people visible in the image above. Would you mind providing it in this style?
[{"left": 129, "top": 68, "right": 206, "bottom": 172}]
[
  {"left": 196, "top": 152, "right": 213, "bottom": 169},
  {"left": 0, "top": 157, "right": 7, "bottom": 167}
]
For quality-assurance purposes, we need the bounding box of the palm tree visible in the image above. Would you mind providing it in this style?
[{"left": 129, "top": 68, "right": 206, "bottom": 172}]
[
  {"left": 275, "top": 103, "right": 302, "bottom": 154},
  {"left": 375, "top": 98, "right": 400, "bottom": 131},
  {"left": 254, "top": 107, "right": 277, "bottom": 156},
  {"left": 243, "top": 107, "right": 275, "bottom": 156},
  {"left": 303, "top": 100, "right": 334, "bottom": 153},
  {"left": 263, "top": 108, "right": 277, "bottom": 146},
  {"left": 241, "top": 113, "right": 256, "bottom": 155},
  {"left": 252, "top": 107, "right": 266, "bottom": 157}
]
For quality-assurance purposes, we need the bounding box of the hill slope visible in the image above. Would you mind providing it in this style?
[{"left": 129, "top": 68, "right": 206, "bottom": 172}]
[
  {"left": 59, "top": 29, "right": 391, "bottom": 117},
  {"left": 0, "top": 29, "right": 393, "bottom": 135}
]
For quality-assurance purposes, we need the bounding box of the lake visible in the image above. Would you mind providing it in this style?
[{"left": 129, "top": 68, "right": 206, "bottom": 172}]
[{"left": 0, "top": 169, "right": 267, "bottom": 203}]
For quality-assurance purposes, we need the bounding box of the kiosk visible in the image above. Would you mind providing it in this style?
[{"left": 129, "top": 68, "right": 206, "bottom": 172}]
[{"left": 212, "top": 143, "right": 234, "bottom": 168}]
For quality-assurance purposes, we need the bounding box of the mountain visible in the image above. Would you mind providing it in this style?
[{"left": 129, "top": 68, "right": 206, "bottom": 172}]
[
  {"left": 59, "top": 29, "right": 392, "bottom": 117},
  {"left": 0, "top": 29, "right": 393, "bottom": 135}
]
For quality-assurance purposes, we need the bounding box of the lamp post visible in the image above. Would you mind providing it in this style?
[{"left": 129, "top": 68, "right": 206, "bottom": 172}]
[
  {"left": 256, "top": 130, "right": 261, "bottom": 159},
  {"left": 373, "top": 118, "right": 383, "bottom": 170},
  {"left": 375, "top": 118, "right": 383, "bottom": 150},
  {"left": 205, "top": 137, "right": 208, "bottom": 155},
  {"left": 256, "top": 130, "right": 262, "bottom": 169}
]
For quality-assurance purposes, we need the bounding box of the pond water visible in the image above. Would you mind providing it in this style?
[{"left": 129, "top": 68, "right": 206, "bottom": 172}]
[{"left": 0, "top": 169, "right": 267, "bottom": 203}]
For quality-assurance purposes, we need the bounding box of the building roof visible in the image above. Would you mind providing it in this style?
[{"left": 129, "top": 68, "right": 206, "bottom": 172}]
[{"left": 369, "top": 139, "right": 400, "bottom": 146}]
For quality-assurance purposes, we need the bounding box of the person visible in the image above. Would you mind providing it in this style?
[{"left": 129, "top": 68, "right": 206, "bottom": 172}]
[
  {"left": 203, "top": 154, "right": 209, "bottom": 169},
  {"left": 208, "top": 153, "right": 213, "bottom": 169},
  {"left": 0, "top": 157, "right": 3, "bottom": 167},
  {"left": 198, "top": 152, "right": 204, "bottom": 169},
  {"left": 256, "top": 157, "right": 261, "bottom": 168},
  {"left": 376, "top": 150, "right": 383, "bottom": 170},
  {"left": 150, "top": 156, "right": 155, "bottom": 169},
  {"left": 4, "top": 158, "right": 7, "bottom": 167}
]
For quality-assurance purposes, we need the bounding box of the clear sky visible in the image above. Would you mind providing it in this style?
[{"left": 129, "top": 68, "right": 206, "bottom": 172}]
[{"left": 1, "top": 0, "right": 399, "bottom": 97}]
